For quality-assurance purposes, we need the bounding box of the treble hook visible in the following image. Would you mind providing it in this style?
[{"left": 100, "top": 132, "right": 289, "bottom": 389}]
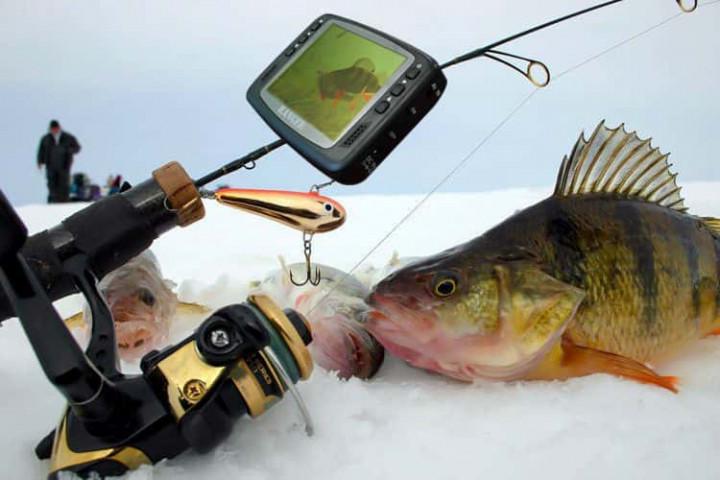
[
  {"left": 482, "top": 49, "right": 551, "bottom": 88},
  {"left": 290, "top": 231, "right": 321, "bottom": 286}
]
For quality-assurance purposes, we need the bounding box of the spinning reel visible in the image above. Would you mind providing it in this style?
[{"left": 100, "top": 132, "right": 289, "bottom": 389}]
[{"left": 0, "top": 164, "right": 314, "bottom": 478}]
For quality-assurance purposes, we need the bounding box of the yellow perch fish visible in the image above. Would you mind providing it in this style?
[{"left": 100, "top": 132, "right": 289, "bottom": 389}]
[
  {"left": 368, "top": 121, "right": 720, "bottom": 392},
  {"left": 215, "top": 188, "right": 346, "bottom": 233}
]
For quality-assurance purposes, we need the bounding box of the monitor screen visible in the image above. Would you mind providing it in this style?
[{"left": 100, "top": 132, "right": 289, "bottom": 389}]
[{"left": 265, "top": 23, "right": 408, "bottom": 144}]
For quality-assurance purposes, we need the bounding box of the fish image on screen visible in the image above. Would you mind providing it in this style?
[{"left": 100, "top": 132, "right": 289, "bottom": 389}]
[{"left": 267, "top": 24, "right": 407, "bottom": 143}]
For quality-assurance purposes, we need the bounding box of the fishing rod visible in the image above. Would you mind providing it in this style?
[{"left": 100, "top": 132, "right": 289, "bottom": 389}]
[
  {"left": 441, "top": 0, "right": 623, "bottom": 68},
  {"left": 198, "top": 0, "right": 696, "bottom": 188}
]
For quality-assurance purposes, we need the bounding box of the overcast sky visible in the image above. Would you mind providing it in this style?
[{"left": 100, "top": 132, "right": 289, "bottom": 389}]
[{"left": 1, "top": 0, "right": 718, "bottom": 205}]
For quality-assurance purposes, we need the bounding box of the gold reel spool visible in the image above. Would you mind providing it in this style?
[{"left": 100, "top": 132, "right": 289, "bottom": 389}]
[{"left": 230, "top": 295, "right": 315, "bottom": 435}]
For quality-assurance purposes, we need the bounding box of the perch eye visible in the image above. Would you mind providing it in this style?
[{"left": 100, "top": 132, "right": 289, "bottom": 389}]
[
  {"left": 432, "top": 273, "right": 459, "bottom": 298},
  {"left": 138, "top": 289, "right": 156, "bottom": 307}
]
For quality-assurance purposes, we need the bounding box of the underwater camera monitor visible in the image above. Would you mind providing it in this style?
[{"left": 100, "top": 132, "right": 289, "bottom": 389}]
[{"left": 247, "top": 14, "right": 447, "bottom": 184}]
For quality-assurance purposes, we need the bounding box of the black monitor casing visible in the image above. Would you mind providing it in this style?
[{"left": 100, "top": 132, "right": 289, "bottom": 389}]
[{"left": 247, "top": 14, "right": 447, "bottom": 184}]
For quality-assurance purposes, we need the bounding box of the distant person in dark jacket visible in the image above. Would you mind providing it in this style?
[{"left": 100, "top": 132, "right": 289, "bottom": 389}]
[{"left": 37, "top": 119, "right": 81, "bottom": 203}]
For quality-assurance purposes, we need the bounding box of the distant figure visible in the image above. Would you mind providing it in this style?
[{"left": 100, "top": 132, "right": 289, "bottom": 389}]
[{"left": 37, "top": 119, "right": 81, "bottom": 203}]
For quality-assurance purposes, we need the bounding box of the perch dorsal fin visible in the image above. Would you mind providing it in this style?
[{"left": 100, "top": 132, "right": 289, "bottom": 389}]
[
  {"left": 701, "top": 217, "right": 720, "bottom": 236},
  {"left": 554, "top": 121, "right": 687, "bottom": 212}
]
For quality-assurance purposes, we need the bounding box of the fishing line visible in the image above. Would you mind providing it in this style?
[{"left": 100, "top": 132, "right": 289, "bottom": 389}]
[
  {"left": 554, "top": 13, "right": 683, "bottom": 81},
  {"left": 307, "top": 0, "right": 716, "bottom": 315}
]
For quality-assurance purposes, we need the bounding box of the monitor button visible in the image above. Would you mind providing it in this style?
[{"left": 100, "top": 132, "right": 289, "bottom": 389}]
[
  {"left": 284, "top": 46, "right": 296, "bottom": 56},
  {"left": 310, "top": 21, "right": 322, "bottom": 31},
  {"left": 298, "top": 34, "right": 308, "bottom": 44},
  {"left": 390, "top": 84, "right": 406, "bottom": 96},
  {"left": 375, "top": 101, "right": 390, "bottom": 114},
  {"left": 406, "top": 64, "right": 422, "bottom": 79}
]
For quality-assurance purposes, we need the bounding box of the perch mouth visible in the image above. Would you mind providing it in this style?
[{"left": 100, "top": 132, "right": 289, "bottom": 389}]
[
  {"left": 310, "top": 315, "right": 384, "bottom": 380},
  {"left": 111, "top": 302, "right": 165, "bottom": 361},
  {"left": 114, "top": 320, "right": 161, "bottom": 361},
  {"left": 118, "top": 337, "right": 146, "bottom": 351},
  {"left": 364, "top": 293, "right": 549, "bottom": 383},
  {"left": 366, "top": 292, "right": 439, "bottom": 327},
  {"left": 364, "top": 292, "right": 443, "bottom": 364}
]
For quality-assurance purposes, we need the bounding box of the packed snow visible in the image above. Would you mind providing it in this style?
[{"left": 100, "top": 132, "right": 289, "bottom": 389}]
[{"left": 2, "top": 184, "right": 720, "bottom": 479}]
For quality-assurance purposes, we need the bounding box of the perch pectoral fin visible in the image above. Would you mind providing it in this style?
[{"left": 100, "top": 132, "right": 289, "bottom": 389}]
[
  {"left": 559, "top": 336, "right": 679, "bottom": 393},
  {"left": 332, "top": 90, "right": 343, "bottom": 107},
  {"left": 703, "top": 327, "right": 720, "bottom": 337}
]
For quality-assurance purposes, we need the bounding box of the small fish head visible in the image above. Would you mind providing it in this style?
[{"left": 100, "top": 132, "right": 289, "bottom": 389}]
[
  {"left": 367, "top": 248, "right": 584, "bottom": 381},
  {"left": 264, "top": 263, "right": 384, "bottom": 379},
  {"left": 100, "top": 252, "right": 177, "bottom": 362},
  {"left": 302, "top": 293, "right": 384, "bottom": 380},
  {"left": 105, "top": 286, "right": 170, "bottom": 361}
]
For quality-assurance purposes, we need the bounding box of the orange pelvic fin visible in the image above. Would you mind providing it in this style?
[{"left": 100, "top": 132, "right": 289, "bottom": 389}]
[
  {"left": 704, "top": 327, "right": 720, "bottom": 337},
  {"left": 332, "top": 90, "right": 343, "bottom": 107},
  {"left": 560, "top": 337, "right": 678, "bottom": 393}
]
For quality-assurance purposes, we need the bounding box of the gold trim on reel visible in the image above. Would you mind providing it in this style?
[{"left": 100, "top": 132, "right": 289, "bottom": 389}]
[
  {"left": 145, "top": 295, "right": 314, "bottom": 441},
  {"left": 151, "top": 341, "right": 227, "bottom": 420},
  {"left": 249, "top": 294, "right": 313, "bottom": 380},
  {"left": 49, "top": 414, "right": 151, "bottom": 476}
]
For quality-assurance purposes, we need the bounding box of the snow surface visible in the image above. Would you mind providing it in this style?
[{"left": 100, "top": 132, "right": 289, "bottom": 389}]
[{"left": 3, "top": 184, "right": 720, "bottom": 479}]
